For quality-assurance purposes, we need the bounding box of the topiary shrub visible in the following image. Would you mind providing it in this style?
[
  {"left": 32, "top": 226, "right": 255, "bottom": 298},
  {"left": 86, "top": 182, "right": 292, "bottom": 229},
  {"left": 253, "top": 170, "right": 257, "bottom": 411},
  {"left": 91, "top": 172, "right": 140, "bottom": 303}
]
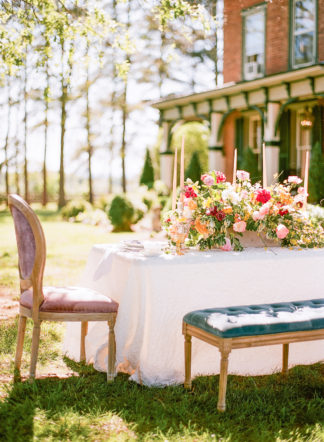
[
  {"left": 240, "top": 146, "right": 261, "bottom": 183},
  {"left": 108, "top": 194, "right": 138, "bottom": 232},
  {"left": 61, "top": 199, "right": 92, "bottom": 220},
  {"left": 139, "top": 148, "right": 155, "bottom": 189},
  {"left": 185, "top": 151, "right": 202, "bottom": 183},
  {"left": 308, "top": 142, "right": 324, "bottom": 204}
]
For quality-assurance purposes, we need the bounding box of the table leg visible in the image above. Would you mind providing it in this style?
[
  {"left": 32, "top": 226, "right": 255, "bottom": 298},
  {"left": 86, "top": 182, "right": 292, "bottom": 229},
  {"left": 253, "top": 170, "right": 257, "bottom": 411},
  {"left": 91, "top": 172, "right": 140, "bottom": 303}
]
[{"left": 184, "top": 334, "right": 192, "bottom": 389}]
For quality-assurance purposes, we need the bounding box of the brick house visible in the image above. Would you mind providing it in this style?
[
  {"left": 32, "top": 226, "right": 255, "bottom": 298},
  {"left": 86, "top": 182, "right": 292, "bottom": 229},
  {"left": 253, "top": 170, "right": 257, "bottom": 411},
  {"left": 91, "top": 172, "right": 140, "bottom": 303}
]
[{"left": 153, "top": 0, "right": 324, "bottom": 186}]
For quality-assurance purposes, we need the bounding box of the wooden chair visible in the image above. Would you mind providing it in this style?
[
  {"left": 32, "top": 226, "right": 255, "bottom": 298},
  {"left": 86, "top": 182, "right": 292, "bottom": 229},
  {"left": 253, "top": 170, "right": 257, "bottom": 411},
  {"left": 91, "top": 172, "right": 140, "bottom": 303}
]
[{"left": 9, "top": 194, "right": 118, "bottom": 381}]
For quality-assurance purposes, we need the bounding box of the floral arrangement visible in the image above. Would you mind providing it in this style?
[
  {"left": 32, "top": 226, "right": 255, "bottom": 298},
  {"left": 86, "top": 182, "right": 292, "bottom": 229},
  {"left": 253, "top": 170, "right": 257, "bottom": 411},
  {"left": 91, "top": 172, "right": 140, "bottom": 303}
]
[{"left": 163, "top": 170, "right": 324, "bottom": 251}]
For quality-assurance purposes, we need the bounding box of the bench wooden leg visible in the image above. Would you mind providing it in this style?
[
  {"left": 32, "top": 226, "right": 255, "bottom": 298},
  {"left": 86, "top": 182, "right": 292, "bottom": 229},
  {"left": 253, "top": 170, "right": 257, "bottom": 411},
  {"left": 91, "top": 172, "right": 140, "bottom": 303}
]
[
  {"left": 184, "top": 334, "right": 192, "bottom": 389},
  {"left": 282, "top": 343, "right": 289, "bottom": 375},
  {"left": 80, "top": 321, "right": 88, "bottom": 362},
  {"left": 107, "top": 316, "right": 117, "bottom": 382},
  {"left": 217, "top": 343, "right": 231, "bottom": 412}
]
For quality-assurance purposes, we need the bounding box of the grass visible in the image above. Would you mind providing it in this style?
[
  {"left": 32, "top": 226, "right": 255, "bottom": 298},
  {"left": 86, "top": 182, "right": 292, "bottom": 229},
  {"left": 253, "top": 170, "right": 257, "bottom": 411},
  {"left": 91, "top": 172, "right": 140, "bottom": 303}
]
[{"left": 1, "top": 206, "right": 324, "bottom": 441}]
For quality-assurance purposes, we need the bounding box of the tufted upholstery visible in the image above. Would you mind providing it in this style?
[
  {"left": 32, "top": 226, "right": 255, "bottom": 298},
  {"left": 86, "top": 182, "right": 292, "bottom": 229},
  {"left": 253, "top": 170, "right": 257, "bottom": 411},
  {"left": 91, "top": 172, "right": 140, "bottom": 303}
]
[
  {"left": 11, "top": 206, "right": 36, "bottom": 279},
  {"left": 183, "top": 299, "right": 324, "bottom": 338},
  {"left": 21, "top": 286, "right": 119, "bottom": 314}
]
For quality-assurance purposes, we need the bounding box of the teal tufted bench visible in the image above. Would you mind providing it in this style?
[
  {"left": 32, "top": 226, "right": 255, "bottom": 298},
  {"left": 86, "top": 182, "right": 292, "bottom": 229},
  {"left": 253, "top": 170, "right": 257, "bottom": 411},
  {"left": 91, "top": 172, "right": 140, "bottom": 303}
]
[{"left": 182, "top": 298, "right": 324, "bottom": 412}]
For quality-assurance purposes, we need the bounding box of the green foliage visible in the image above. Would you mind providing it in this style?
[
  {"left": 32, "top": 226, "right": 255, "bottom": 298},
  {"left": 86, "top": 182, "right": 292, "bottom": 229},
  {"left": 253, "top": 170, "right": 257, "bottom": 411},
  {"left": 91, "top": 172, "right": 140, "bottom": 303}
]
[
  {"left": 185, "top": 151, "right": 202, "bottom": 183},
  {"left": 308, "top": 142, "right": 324, "bottom": 204},
  {"left": 108, "top": 194, "right": 143, "bottom": 232},
  {"left": 240, "top": 146, "right": 261, "bottom": 183},
  {"left": 170, "top": 122, "right": 209, "bottom": 172},
  {"left": 61, "top": 199, "right": 92, "bottom": 220},
  {"left": 139, "top": 149, "right": 155, "bottom": 189}
]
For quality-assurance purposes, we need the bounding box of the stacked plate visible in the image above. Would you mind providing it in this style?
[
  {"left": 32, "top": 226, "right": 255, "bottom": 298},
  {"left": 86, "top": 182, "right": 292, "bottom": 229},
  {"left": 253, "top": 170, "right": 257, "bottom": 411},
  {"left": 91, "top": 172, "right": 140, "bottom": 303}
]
[{"left": 120, "top": 240, "right": 144, "bottom": 253}]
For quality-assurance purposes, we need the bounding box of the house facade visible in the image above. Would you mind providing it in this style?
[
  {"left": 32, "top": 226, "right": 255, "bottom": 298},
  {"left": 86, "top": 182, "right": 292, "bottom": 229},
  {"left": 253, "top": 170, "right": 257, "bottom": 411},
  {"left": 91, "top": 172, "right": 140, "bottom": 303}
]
[{"left": 153, "top": 0, "right": 324, "bottom": 186}]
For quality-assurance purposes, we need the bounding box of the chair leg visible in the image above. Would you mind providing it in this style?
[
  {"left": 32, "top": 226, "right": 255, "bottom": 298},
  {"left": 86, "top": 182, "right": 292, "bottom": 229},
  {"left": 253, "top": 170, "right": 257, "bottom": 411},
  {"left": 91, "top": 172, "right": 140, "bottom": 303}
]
[
  {"left": 29, "top": 321, "right": 41, "bottom": 380},
  {"left": 184, "top": 334, "right": 192, "bottom": 389},
  {"left": 217, "top": 344, "right": 231, "bottom": 412},
  {"left": 80, "top": 321, "right": 88, "bottom": 362},
  {"left": 14, "top": 315, "right": 27, "bottom": 377},
  {"left": 107, "top": 316, "right": 117, "bottom": 382},
  {"left": 282, "top": 343, "right": 289, "bottom": 375}
]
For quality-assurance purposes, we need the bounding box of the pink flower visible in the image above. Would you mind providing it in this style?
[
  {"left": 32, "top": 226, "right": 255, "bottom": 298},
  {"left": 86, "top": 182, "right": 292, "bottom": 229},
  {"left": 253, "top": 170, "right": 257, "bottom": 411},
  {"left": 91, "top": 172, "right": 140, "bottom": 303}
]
[
  {"left": 236, "top": 170, "right": 250, "bottom": 181},
  {"left": 184, "top": 186, "right": 197, "bottom": 198},
  {"left": 259, "top": 203, "right": 270, "bottom": 217},
  {"left": 288, "top": 176, "right": 302, "bottom": 184},
  {"left": 233, "top": 220, "right": 246, "bottom": 233},
  {"left": 276, "top": 224, "right": 289, "bottom": 239},
  {"left": 252, "top": 211, "right": 264, "bottom": 221},
  {"left": 214, "top": 171, "right": 226, "bottom": 183},
  {"left": 240, "top": 190, "right": 249, "bottom": 199},
  {"left": 256, "top": 189, "right": 271, "bottom": 204},
  {"left": 221, "top": 237, "right": 232, "bottom": 251},
  {"left": 298, "top": 187, "right": 308, "bottom": 196},
  {"left": 201, "top": 174, "right": 214, "bottom": 186}
]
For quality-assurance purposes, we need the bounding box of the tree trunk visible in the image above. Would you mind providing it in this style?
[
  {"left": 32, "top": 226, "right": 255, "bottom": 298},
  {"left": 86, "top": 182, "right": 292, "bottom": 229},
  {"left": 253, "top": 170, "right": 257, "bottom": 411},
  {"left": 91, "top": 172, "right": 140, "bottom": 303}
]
[
  {"left": 42, "top": 64, "right": 49, "bottom": 206},
  {"left": 121, "top": 83, "right": 128, "bottom": 193},
  {"left": 58, "top": 40, "right": 67, "bottom": 208},
  {"left": 4, "top": 77, "right": 11, "bottom": 200},
  {"left": 23, "top": 60, "right": 29, "bottom": 203},
  {"left": 85, "top": 51, "right": 93, "bottom": 204}
]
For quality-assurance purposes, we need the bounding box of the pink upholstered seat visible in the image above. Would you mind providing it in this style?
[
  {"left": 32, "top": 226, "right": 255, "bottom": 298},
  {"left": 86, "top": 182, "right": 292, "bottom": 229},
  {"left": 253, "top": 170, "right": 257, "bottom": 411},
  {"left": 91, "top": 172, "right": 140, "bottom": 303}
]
[{"left": 20, "top": 286, "right": 119, "bottom": 314}]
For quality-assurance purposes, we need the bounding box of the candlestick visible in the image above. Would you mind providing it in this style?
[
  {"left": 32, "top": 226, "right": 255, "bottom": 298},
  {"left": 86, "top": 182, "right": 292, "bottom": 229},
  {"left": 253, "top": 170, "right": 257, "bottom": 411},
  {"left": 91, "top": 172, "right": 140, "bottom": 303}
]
[
  {"left": 304, "top": 150, "right": 310, "bottom": 209},
  {"left": 232, "top": 148, "right": 237, "bottom": 186},
  {"left": 262, "top": 142, "right": 267, "bottom": 188},
  {"left": 180, "top": 135, "right": 185, "bottom": 188},
  {"left": 172, "top": 147, "right": 178, "bottom": 211}
]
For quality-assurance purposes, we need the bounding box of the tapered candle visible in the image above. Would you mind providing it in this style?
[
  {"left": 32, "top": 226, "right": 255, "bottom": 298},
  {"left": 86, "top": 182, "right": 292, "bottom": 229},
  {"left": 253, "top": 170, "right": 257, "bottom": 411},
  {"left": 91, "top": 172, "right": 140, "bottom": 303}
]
[
  {"left": 180, "top": 135, "right": 185, "bottom": 189},
  {"left": 232, "top": 148, "right": 237, "bottom": 186},
  {"left": 304, "top": 150, "right": 310, "bottom": 209},
  {"left": 262, "top": 142, "right": 267, "bottom": 188},
  {"left": 172, "top": 147, "right": 178, "bottom": 211}
]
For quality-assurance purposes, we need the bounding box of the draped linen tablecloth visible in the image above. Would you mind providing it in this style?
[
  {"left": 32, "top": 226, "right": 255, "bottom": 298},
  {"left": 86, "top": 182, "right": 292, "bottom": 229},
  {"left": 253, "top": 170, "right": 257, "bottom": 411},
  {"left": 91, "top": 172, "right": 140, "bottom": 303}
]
[{"left": 63, "top": 245, "right": 324, "bottom": 386}]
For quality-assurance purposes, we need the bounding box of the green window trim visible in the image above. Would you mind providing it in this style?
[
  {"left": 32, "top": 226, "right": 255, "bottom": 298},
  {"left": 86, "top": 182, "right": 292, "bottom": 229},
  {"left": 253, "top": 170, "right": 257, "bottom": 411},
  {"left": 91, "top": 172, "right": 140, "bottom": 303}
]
[
  {"left": 242, "top": 3, "right": 267, "bottom": 81},
  {"left": 290, "top": 0, "right": 318, "bottom": 70}
]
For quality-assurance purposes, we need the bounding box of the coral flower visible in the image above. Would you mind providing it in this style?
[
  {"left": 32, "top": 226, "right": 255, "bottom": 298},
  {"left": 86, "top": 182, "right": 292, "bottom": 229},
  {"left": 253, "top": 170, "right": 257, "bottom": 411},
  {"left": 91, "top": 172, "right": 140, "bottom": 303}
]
[
  {"left": 233, "top": 220, "right": 246, "bottom": 233},
  {"left": 256, "top": 189, "right": 271, "bottom": 204},
  {"left": 276, "top": 224, "right": 289, "bottom": 239},
  {"left": 188, "top": 199, "right": 197, "bottom": 210},
  {"left": 195, "top": 218, "right": 209, "bottom": 237}
]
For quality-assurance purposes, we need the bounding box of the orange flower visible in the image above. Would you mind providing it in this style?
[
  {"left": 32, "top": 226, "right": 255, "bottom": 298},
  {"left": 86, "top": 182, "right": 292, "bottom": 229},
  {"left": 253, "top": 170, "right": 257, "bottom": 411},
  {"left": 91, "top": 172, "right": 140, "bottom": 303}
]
[
  {"left": 195, "top": 218, "right": 209, "bottom": 237},
  {"left": 244, "top": 213, "right": 250, "bottom": 221},
  {"left": 188, "top": 200, "right": 197, "bottom": 210},
  {"left": 223, "top": 206, "right": 233, "bottom": 214}
]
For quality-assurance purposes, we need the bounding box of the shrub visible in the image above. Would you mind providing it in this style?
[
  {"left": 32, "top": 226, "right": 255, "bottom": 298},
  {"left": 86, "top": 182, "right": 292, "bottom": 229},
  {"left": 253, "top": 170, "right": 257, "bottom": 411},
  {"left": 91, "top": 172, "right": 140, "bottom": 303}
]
[
  {"left": 139, "top": 149, "right": 154, "bottom": 189},
  {"left": 185, "top": 151, "right": 202, "bottom": 183},
  {"left": 240, "top": 146, "right": 261, "bottom": 183},
  {"left": 108, "top": 194, "right": 141, "bottom": 232},
  {"left": 308, "top": 142, "right": 324, "bottom": 204},
  {"left": 61, "top": 199, "right": 92, "bottom": 220}
]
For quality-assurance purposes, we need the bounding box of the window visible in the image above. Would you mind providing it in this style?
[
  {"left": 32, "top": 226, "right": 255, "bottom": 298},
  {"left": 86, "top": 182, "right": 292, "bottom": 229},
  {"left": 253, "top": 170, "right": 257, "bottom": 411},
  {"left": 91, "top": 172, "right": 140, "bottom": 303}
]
[
  {"left": 242, "top": 6, "right": 266, "bottom": 80},
  {"left": 291, "top": 0, "right": 316, "bottom": 68}
]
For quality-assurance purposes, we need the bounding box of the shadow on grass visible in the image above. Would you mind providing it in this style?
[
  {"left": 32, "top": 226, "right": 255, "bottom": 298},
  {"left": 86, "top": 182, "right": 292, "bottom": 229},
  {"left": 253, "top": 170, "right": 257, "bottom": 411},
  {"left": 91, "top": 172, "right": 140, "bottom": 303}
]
[{"left": 1, "top": 356, "right": 324, "bottom": 441}]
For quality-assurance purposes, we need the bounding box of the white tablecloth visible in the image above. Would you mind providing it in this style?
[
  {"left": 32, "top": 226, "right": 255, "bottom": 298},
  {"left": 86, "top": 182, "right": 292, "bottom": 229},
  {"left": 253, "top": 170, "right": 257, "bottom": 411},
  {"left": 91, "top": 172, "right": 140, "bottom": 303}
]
[{"left": 63, "top": 245, "right": 324, "bottom": 386}]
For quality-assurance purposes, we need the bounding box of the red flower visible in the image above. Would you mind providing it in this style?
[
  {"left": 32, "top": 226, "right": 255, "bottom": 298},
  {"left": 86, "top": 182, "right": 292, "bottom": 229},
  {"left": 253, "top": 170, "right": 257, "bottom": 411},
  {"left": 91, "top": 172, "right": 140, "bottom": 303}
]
[
  {"left": 166, "top": 218, "right": 171, "bottom": 223},
  {"left": 184, "top": 186, "right": 197, "bottom": 198},
  {"left": 216, "top": 211, "right": 226, "bottom": 221},
  {"left": 279, "top": 209, "right": 289, "bottom": 216},
  {"left": 256, "top": 189, "right": 271, "bottom": 204},
  {"left": 215, "top": 171, "right": 226, "bottom": 183}
]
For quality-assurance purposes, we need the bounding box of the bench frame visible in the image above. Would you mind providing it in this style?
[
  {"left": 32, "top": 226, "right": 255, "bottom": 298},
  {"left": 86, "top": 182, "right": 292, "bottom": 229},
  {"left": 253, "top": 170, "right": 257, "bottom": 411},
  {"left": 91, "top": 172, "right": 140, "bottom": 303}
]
[{"left": 183, "top": 322, "right": 324, "bottom": 412}]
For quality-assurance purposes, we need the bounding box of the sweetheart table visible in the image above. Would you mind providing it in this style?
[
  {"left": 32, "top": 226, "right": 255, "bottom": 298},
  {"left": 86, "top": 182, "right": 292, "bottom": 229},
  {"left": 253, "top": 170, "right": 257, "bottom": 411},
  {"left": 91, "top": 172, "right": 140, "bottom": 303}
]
[{"left": 63, "top": 244, "right": 324, "bottom": 386}]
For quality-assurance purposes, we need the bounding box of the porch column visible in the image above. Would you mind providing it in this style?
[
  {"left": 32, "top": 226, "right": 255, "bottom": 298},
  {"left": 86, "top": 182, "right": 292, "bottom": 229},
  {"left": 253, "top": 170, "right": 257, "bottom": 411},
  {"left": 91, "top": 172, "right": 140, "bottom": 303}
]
[
  {"left": 208, "top": 112, "right": 225, "bottom": 172},
  {"left": 160, "top": 121, "right": 173, "bottom": 189},
  {"left": 264, "top": 102, "right": 281, "bottom": 185}
]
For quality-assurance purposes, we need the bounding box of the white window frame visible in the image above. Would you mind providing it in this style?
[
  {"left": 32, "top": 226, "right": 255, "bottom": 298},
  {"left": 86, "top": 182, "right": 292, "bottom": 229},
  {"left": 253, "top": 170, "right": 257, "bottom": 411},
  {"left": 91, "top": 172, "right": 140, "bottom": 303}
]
[
  {"left": 291, "top": 0, "right": 316, "bottom": 69},
  {"left": 296, "top": 109, "right": 312, "bottom": 171},
  {"left": 242, "top": 5, "right": 266, "bottom": 81}
]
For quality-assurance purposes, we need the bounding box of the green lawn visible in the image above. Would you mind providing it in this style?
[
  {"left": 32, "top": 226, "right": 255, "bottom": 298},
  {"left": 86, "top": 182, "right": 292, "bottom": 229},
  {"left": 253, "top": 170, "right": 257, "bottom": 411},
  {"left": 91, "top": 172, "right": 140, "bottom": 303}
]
[{"left": 0, "top": 207, "right": 324, "bottom": 441}]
